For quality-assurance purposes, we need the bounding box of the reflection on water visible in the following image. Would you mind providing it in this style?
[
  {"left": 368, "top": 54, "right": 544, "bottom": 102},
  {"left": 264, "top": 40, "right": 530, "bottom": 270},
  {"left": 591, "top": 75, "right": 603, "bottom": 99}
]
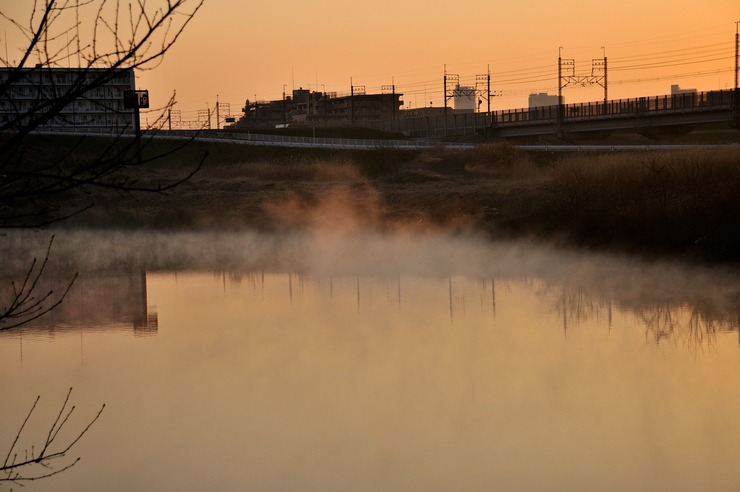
[
  {"left": 1, "top": 230, "right": 740, "bottom": 491},
  {"left": 0, "top": 272, "right": 158, "bottom": 340},
  {"left": 4, "top": 268, "right": 737, "bottom": 350}
]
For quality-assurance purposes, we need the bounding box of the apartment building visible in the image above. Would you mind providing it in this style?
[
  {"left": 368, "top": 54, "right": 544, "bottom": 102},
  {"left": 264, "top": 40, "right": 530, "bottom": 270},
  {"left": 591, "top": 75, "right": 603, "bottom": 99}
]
[{"left": 0, "top": 67, "right": 136, "bottom": 131}]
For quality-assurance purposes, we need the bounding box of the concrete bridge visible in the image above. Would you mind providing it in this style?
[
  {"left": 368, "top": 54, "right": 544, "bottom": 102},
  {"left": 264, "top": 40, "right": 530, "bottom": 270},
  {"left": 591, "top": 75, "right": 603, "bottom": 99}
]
[
  {"left": 489, "top": 89, "right": 740, "bottom": 138},
  {"left": 385, "top": 89, "right": 740, "bottom": 139}
]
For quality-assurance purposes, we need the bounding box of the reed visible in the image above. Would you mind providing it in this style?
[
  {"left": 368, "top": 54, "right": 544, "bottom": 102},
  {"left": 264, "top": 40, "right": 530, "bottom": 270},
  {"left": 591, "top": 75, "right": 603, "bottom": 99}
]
[{"left": 537, "top": 148, "right": 740, "bottom": 259}]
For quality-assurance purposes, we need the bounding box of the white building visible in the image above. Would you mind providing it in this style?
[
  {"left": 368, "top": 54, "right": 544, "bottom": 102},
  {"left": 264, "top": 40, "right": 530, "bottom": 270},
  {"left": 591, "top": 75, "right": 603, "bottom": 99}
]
[
  {"left": 453, "top": 85, "right": 476, "bottom": 113},
  {"left": 0, "top": 67, "right": 136, "bottom": 131},
  {"left": 528, "top": 93, "right": 560, "bottom": 108}
]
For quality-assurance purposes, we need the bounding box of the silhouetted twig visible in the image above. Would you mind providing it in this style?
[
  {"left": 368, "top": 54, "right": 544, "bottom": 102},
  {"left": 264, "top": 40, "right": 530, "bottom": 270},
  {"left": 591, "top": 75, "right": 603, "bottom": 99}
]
[
  {"left": 1, "top": 388, "right": 105, "bottom": 486},
  {"left": 0, "top": 235, "right": 77, "bottom": 331}
]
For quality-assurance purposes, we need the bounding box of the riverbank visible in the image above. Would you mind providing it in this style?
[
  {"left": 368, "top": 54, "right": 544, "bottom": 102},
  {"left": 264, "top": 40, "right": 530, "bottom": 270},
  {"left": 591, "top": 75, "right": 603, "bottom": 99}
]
[
  {"left": 25, "top": 136, "right": 740, "bottom": 263},
  {"left": 40, "top": 136, "right": 740, "bottom": 262}
]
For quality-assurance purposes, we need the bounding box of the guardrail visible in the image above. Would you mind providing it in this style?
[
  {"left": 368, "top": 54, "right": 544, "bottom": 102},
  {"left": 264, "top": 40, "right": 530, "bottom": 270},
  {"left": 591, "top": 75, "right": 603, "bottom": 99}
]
[
  {"left": 157, "top": 130, "right": 446, "bottom": 150},
  {"left": 35, "top": 129, "right": 739, "bottom": 153},
  {"left": 38, "top": 128, "right": 477, "bottom": 151}
]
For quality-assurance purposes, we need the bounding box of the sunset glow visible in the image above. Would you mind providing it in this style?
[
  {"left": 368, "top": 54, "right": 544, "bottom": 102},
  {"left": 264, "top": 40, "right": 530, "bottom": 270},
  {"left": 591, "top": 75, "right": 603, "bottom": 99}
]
[{"left": 2, "top": 1, "right": 739, "bottom": 125}]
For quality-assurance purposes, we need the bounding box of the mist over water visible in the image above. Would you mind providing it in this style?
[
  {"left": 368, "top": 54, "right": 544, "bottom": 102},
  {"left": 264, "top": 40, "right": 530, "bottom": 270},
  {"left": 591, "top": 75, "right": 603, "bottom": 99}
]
[
  {"left": 4, "top": 227, "right": 739, "bottom": 320},
  {"left": 2, "top": 227, "right": 740, "bottom": 491}
]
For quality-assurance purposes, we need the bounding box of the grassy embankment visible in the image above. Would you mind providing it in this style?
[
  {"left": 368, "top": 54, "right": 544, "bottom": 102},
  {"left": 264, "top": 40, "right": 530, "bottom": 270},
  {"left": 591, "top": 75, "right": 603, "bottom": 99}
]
[{"left": 10, "top": 134, "right": 740, "bottom": 262}]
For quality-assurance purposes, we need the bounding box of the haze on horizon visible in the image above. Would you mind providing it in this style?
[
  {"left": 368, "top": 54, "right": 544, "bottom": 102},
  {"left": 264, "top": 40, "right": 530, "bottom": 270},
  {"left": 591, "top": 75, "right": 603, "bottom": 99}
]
[{"left": 1, "top": 0, "right": 738, "bottom": 122}]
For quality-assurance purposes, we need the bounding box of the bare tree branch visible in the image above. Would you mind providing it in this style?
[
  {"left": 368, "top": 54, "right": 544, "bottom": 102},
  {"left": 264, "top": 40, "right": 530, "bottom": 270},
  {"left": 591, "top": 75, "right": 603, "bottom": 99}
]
[
  {"left": 0, "top": 0, "right": 207, "bottom": 228},
  {"left": 0, "top": 388, "right": 105, "bottom": 485},
  {"left": 0, "top": 235, "right": 77, "bottom": 330}
]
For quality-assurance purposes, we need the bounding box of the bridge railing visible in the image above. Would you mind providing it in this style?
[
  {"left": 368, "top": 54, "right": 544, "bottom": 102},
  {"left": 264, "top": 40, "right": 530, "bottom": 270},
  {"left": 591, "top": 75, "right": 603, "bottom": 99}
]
[{"left": 493, "top": 89, "right": 735, "bottom": 126}]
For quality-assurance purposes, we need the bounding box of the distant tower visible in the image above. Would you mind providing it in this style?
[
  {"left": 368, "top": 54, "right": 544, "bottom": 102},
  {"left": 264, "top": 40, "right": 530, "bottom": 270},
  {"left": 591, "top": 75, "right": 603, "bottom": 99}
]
[{"left": 453, "top": 85, "right": 476, "bottom": 113}]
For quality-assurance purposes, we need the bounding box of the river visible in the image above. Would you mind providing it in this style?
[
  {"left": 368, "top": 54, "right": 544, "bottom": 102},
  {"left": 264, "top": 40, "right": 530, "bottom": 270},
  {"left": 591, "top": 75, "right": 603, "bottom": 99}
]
[{"left": 1, "top": 229, "right": 739, "bottom": 491}]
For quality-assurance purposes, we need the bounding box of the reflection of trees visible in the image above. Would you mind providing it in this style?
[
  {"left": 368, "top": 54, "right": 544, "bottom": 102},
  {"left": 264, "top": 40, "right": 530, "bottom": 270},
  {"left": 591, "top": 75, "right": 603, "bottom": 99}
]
[
  {"left": 639, "top": 304, "right": 679, "bottom": 344},
  {"left": 557, "top": 287, "right": 611, "bottom": 335},
  {"left": 639, "top": 305, "right": 730, "bottom": 351},
  {"left": 546, "top": 283, "right": 739, "bottom": 350}
]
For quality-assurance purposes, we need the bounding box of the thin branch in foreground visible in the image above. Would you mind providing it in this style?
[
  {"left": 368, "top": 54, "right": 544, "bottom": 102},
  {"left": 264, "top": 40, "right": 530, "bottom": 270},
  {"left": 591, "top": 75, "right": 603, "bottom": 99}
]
[
  {"left": 0, "top": 235, "right": 78, "bottom": 330},
  {"left": 0, "top": 388, "right": 105, "bottom": 485}
]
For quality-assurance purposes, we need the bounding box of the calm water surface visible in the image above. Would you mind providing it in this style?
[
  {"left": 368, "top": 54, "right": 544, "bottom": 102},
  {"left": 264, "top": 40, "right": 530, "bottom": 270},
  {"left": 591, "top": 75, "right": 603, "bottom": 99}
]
[{"left": 1, "top": 230, "right": 739, "bottom": 491}]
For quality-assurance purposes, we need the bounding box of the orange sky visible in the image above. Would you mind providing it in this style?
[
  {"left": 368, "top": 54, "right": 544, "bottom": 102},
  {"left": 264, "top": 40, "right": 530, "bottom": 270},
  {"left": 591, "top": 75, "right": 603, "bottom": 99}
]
[{"left": 2, "top": 1, "right": 739, "bottom": 123}]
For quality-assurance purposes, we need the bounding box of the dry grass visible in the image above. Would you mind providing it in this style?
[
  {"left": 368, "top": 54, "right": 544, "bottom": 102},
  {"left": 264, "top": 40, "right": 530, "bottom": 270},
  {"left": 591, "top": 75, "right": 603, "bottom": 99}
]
[
  {"left": 198, "top": 157, "right": 365, "bottom": 182},
  {"left": 538, "top": 148, "right": 740, "bottom": 258},
  {"left": 462, "top": 142, "right": 538, "bottom": 178},
  {"left": 21, "top": 134, "right": 740, "bottom": 262}
]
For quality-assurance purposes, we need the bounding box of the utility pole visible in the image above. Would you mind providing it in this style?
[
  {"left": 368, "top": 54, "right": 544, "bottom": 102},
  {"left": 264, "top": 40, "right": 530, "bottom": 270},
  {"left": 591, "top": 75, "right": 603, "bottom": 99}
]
[
  {"left": 282, "top": 84, "right": 287, "bottom": 126},
  {"left": 444, "top": 64, "right": 447, "bottom": 116},
  {"left": 392, "top": 82, "right": 396, "bottom": 123},
  {"left": 558, "top": 47, "right": 607, "bottom": 122},
  {"left": 215, "top": 95, "right": 220, "bottom": 130},
  {"left": 487, "top": 65, "right": 491, "bottom": 115},
  {"left": 602, "top": 47, "right": 608, "bottom": 106},
  {"left": 557, "top": 47, "right": 565, "bottom": 130},
  {"left": 734, "top": 21, "right": 739, "bottom": 127},
  {"left": 476, "top": 65, "right": 492, "bottom": 126},
  {"left": 198, "top": 105, "right": 210, "bottom": 130},
  {"left": 170, "top": 109, "right": 181, "bottom": 130},
  {"left": 443, "top": 65, "right": 459, "bottom": 137},
  {"left": 382, "top": 80, "right": 397, "bottom": 129},
  {"left": 735, "top": 21, "right": 739, "bottom": 90},
  {"left": 350, "top": 79, "right": 365, "bottom": 127},
  {"left": 167, "top": 90, "right": 175, "bottom": 131}
]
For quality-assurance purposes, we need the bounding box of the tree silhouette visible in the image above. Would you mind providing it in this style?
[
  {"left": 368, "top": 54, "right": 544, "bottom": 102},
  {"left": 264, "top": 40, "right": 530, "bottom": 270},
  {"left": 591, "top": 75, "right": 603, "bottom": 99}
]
[
  {"left": 1, "top": 2, "right": 204, "bottom": 484},
  {"left": 1, "top": 0, "right": 205, "bottom": 329},
  {"left": 1, "top": 388, "right": 105, "bottom": 486},
  {"left": 0, "top": 0, "right": 206, "bottom": 227},
  {"left": 0, "top": 235, "right": 75, "bottom": 331}
]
